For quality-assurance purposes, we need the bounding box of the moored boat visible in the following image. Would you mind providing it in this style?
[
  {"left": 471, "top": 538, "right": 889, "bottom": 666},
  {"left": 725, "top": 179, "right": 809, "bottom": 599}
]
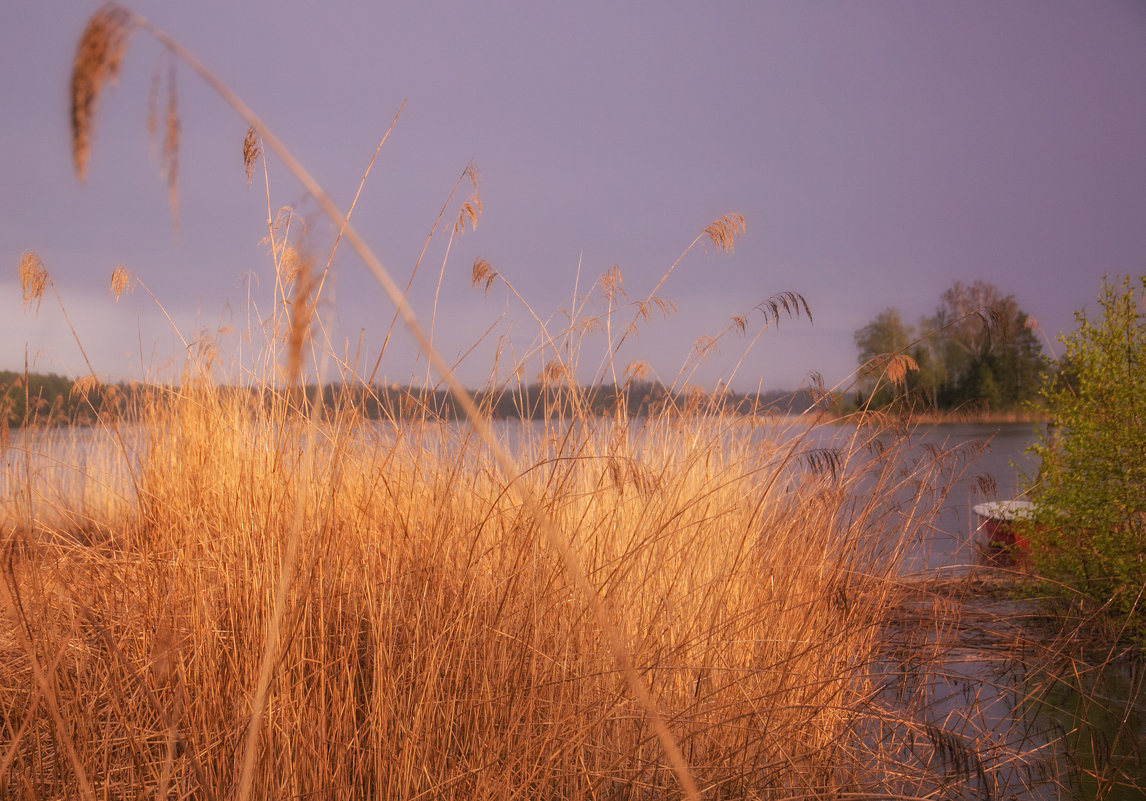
[{"left": 973, "top": 500, "right": 1036, "bottom": 550}]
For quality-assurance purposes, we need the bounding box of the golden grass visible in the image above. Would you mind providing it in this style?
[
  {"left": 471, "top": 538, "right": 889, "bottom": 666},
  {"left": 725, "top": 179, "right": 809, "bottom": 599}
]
[{"left": 2, "top": 377, "right": 954, "bottom": 799}]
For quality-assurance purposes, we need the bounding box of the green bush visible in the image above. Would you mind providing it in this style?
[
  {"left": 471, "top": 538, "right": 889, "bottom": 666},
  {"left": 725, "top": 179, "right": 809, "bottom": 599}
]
[{"left": 1028, "top": 276, "right": 1146, "bottom": 639}]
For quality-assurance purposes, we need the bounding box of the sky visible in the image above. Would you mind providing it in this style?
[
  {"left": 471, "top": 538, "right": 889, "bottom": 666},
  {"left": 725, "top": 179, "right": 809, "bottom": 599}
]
[{"left": 3, "top": 1, "right": 1146, "bottom": 393}]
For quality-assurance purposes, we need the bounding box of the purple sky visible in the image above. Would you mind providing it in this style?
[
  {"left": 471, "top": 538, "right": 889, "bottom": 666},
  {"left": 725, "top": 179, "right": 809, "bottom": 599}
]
[{"left": 4, "top": 1, "right": 1146, "bottom": 393}]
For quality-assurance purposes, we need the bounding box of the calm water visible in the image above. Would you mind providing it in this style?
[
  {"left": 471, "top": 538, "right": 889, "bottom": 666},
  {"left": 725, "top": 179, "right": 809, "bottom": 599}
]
[
  {"left": 896, "top": 422, "right": 1041, "bottom": 574},
  {"left": 876, "top": 422, "right": 1144, "bottom": 800}
]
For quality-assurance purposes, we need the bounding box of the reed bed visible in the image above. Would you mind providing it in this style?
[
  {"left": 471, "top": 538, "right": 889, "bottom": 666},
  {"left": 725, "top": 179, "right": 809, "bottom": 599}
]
[{"left": 3, "top": 380, "right": 942, "bottom": 799}]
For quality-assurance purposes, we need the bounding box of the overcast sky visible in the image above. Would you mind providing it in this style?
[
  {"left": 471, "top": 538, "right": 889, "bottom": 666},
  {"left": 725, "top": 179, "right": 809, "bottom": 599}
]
[{"left": 4, "top": 1, "right": 1146, "bottom": 393}]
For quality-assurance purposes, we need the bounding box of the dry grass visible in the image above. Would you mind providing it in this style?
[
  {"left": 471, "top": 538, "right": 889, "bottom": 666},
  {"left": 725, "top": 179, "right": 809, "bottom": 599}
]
[
  {"left": 3, "top": 256, "right": 1024, "bottom": 798},
  {"left": 1, "top": 373, "right": 970, "bottom": 799}
]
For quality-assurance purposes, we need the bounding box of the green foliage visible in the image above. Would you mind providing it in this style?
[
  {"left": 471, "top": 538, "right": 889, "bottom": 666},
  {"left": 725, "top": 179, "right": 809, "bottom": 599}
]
[
  {"left": 1027, "top": 276, "right": 1146, "bottom": 639},
  {"left": 0, "top": 370, "right": 134, "bottom": 427},
  {"left": 854, "top": 308, "right": 922, "bottom": 408},
  {"left": 853, "top": 281, "right": 1045, "bottom": 412}
]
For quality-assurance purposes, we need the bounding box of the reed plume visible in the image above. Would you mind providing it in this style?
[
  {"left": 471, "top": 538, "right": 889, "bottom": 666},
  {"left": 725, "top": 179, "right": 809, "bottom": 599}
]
[
  {"left": 70, "top": 4, "right": 133, "bottom": 182},
  {"left": 161, "top": 63, "right": 180, "bottom": 231},
  {"left": 885, "top": 353, "right": 920, "bottom": 389},
  {"left": 109, "top": 265, "right": 131, "bottom": 300},
  {"left": 703, "top": 212, "right": 746, "bottom": 253},
  {"left": 18, "top": 251, "right": 48, "bottom": 312},
  {"left": 471, "top": 257, "right": 497, "bottom": 294},
  {"left": 242, "top": 126, "right": 261, "bottom": 186},
  {"left": 285, "top": 251, "right": 316, "bottom": 386},
  {"left": 454, "top": 193, "right": 482, "bottom": 235}
]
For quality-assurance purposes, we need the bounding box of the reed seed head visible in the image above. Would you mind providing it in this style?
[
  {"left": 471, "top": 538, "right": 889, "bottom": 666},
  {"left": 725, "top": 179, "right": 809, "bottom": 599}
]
[
  {"left": 694, "top": 334, "right": 719, "bottom": 358},
  {"left": 243, "top": 126, "right": 262, "bottom": 187},
  {"left": 703, "top": 213, "right": 746, "bottom": 253},
  {"left": 285, "top": 253, "right": 316, "bottom": 386},
  {"left": 454, "top": 193, "right": 482, "bottom": 235},
  {"left": 538, "top": 359, "right": 573, "bottom": 388},
  {"left": 975, "top": 473, "right": 998, "bottom": 498},
  {"left": 884, "top": 353, "right": 919, "bottom": 389},
  {"left": 455, "top": 164, "right": 482, "bottom": 234},
  {"left": 624, "top": 360, "right": 651, "bottom": 383},
  {"left": 601, "top": 265, "right": 624, "bottom": 303},
  {"left": 110, "top": 265, "right": 132, "bottom": 300},
  {"left": 72, "top": 374, "right": 102, "bottom": 400},
  {"left": 162, "top": 63, "right": 180, "bottom": 232},
  {"left": 147, "top": 60, "right": 160, "bottom": 156},
  {"left": 71, "top": 4, "right": 134, "bottom": 182},
  {"left": 472, "top": 257, "right": 497, "bottom": 295},
  {"left": 755, "top": 291, "right": 813, "bottom": 327},
  {"left": 19, "top": 251, "right": 48, "bottom": 312}
]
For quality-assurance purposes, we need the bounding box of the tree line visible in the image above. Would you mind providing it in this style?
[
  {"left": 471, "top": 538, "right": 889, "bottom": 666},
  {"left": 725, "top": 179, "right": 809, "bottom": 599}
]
[
  {"left": 853, "top": 280, "right": 1045, "bottom": 412},
  {"left": 0, "top": 370, "right": 136, "bottom": 428},
  {"left": 1, "top": 371, "right": 833, "bottom": 430}
]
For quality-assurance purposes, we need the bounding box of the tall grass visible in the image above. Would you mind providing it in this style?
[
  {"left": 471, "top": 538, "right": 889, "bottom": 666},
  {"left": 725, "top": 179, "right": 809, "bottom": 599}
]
[
  {"left": 3, "top": 5, "right": 1131, "bottom": 799},
  {"left": 0, "top": 365, "right": 955, "bottom": 799}
]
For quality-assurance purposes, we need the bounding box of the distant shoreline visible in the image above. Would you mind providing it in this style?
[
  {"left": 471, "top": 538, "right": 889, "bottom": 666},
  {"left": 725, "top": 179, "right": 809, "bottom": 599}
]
[
  {"left": 835, "top": 407, "right": 1048, "bottom": 427},
  {"left": 900, "top": 409, "right": 1047, "bottom": 425}
]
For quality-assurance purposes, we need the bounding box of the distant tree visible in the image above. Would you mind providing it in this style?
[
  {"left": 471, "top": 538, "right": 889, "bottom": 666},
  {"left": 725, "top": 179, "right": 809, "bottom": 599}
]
[
  {"left": 853, "top": 308, "right": 920, "bottom": 408},
  {"left": 854, "top": 281, "right": 1045, "bottom": 412},
  {"left": 855, "top": 308, "right": 913, "bottom": 366},
  {"left": 922, "top": 281, "right": 1045, "bottom": 411},
  {"left": 1, "top": 370, "right": 75, "bottom": 425}
]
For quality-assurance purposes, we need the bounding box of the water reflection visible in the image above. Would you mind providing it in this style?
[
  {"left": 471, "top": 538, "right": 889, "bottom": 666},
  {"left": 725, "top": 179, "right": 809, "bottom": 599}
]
[
  {"left": 1019, "top": 657, "right": 1146, "bottom": 800},
  {"left": 846, "top": 421, "right": 1144, "bottom": 800}
]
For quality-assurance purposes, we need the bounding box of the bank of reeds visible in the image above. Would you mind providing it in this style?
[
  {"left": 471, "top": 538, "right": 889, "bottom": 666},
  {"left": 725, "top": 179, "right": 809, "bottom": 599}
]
[{"left": 2, "top": 363, "right": 957, "bottom": 798}]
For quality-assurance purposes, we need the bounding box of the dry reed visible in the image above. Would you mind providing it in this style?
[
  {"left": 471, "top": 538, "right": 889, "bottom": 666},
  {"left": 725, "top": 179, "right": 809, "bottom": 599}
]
[
  {"left": 1, "top": 376, "right": 949, "bottom": 798},
  {"left": 70, "top": 5, "right": 133, "bottom": 183}
]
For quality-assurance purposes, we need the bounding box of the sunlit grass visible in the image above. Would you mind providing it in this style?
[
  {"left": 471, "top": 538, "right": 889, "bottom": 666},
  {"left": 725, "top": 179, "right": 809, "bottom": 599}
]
[{"left": 1, "top": 363, "right": 947, "bottom": 799}]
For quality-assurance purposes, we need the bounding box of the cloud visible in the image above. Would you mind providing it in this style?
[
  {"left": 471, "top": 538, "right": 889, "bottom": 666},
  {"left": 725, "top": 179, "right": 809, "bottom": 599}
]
[{"left": 1, "top": 281, "right": 205, "bottom": 381}]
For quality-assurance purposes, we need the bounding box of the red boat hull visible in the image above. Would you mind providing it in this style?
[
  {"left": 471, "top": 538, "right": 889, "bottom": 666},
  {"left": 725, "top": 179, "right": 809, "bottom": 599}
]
[{"left": 974, "top": 501, "right": 1035, "bottom": 551}]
